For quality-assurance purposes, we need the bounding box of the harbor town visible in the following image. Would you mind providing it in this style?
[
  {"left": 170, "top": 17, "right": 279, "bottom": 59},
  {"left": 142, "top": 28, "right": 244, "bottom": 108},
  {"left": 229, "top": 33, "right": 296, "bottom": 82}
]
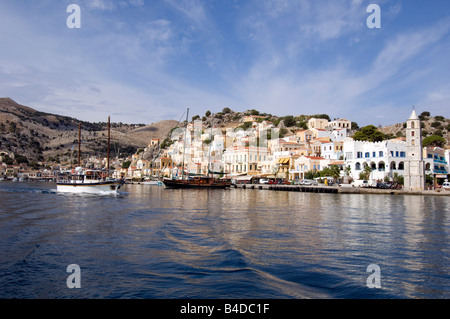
[{"left": 1, "top": 109, "right": 449, "bottom": 194}]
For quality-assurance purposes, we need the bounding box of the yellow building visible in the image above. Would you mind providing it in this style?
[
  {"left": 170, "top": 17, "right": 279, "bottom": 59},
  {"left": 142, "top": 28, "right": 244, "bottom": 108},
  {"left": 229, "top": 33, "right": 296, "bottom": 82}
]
[{"left": 308, "top": 118, "right": 329, "bottom": 130}]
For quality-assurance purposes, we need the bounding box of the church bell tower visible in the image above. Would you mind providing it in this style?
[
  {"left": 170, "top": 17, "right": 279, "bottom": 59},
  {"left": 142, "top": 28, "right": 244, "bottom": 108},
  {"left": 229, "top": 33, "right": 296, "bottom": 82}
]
[{"left": 404, "top": 109, "right": 425, "bottom": 191}]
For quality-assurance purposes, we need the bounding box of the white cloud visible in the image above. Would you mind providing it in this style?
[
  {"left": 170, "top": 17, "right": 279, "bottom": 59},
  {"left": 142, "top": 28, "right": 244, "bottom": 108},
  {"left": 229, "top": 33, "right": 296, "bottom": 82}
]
[
  {"left": 164, "top": 0, "right": 210, "bottom": 29},
  {"left": 84, "top": 0, "right": 145, "bottom": 11},
  {"left": 229, "top": 15, "right": 450, "bottom": 124},
  {"left": 0, "top": 1, "right": 448, "bottom": 127}
]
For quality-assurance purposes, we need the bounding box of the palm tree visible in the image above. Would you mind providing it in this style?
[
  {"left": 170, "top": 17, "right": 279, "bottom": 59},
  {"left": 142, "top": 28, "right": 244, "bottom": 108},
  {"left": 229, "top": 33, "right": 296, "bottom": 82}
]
[
  {"left": 343, "top": 165, "right": 352, "bottom": 183},
  {"left": 363, "top": 166, "right": 372, "bottom": 181}
]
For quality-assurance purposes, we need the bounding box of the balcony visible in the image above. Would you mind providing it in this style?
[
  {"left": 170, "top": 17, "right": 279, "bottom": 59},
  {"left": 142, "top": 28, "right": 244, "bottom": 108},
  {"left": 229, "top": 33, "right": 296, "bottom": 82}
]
[{"left": 433, "top": 158, "right": 448, "bottom": 164}]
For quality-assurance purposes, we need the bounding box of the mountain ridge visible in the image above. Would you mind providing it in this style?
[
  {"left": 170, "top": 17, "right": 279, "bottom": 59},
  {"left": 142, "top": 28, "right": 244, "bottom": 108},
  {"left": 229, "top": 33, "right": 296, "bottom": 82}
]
[{"left": 0, "top": 98, "right": 178, "bottom": 165}]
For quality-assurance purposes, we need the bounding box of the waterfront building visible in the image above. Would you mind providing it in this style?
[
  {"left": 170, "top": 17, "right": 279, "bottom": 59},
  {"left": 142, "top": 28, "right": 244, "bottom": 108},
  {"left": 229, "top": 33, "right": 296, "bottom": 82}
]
[
  {"left": 423, "top": 146, "right": 449, "bottom": 185},
  {"left": 41, "top": 169, "right": 57, "bottom": 180},
  {"left": 5, "top": 165, "right": 19, "bottom": 178},
  {"left": 290, "top": 155, "right": 326, "bottom": 180},
  {"left": 222, "top": 146, "right": 270, "bottom": 176},
  {"left": 404, "top": 109, "right": 425, "bottom": 191},
  {"left": 343, "top": 137, "right": 407, "bottom": 181},
  {"left": 136, "top": 159, "right": 150, "bottom": 177}
]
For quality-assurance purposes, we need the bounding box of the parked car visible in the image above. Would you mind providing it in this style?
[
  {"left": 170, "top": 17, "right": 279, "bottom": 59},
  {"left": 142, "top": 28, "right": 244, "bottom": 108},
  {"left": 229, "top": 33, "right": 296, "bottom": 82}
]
[
  {"left": 259, "top": 178, "right": 269, "bottom": 184},
  {"left": 442, "top": 181, "right": 450, "bottom": 190},
  {"left": 351, "top": 180, "right": 376, "bottom": 188},
  {"left": 376, "top": 182, "right": 390, "bottom": 189},
  {"left": 299, "top": 179, "right": 318, "bottom": 185}
]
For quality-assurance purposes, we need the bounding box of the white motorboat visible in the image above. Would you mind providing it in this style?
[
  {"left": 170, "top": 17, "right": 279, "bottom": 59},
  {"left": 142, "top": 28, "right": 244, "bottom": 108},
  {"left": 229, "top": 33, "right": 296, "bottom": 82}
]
[
  {"left": 56, "top": 167, "right": 123, "bottom": 194},
  {"left": 56, "top": 116, "right": 123, "bottom": 195}
]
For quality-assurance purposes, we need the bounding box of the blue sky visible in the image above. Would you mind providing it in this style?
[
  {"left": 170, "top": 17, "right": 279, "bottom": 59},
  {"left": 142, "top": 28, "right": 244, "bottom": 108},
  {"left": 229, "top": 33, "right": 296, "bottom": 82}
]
[{"left": 0, "top": 0, "right": 449, "bottom": 126}]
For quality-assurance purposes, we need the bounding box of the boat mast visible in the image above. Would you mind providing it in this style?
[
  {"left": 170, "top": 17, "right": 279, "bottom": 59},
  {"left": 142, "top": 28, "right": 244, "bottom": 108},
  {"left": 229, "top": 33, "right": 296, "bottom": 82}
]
[
  {"left": 78, "top": 123, "right": 81, "bottom": 166},
  {"left": 107, "top": 116, "right": 110, "bottom": 177},
  {"left": 182, "top": 108, "right": 189, "bottom": 180},
  {"left": 208, "top": 120, "right": 213, "bottom": 178}
]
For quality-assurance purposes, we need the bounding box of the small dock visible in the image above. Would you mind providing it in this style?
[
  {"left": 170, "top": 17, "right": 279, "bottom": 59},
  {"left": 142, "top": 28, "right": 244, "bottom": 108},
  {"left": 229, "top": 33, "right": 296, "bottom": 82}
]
[{"left": 232, "top": 184, "right": 450, "bottom": 196}]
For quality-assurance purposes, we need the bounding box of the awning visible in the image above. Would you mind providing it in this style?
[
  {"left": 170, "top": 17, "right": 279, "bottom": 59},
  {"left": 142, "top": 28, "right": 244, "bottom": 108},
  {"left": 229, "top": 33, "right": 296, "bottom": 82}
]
[
  {"left": 258, "top": 174, "right": 276, "bottom": 178},
  {"left": 278, "top": 158, "right": 290, "bottom": 164},
  {"left": 234, "top": 175, "right": 253, "bottom": 181}
]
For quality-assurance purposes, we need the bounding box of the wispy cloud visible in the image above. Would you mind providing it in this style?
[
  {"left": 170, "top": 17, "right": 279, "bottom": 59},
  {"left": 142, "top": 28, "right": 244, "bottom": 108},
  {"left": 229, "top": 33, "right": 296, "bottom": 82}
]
[
  {"left": 0, "top": 1, "right": 449, "bottom": 126},
  {"left": 83, "top": 0, "right": 145, "bottom": 11},
  {"left": 164, "top": 0, "right": 210, "bottom": 28},
  {"left": 231, "top": 13, "right": 450, "bottom": 124}
]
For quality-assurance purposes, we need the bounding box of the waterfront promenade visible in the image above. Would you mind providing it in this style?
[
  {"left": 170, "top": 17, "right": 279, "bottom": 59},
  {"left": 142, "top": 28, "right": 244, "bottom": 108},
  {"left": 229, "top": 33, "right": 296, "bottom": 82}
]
[{"left": 233, "top": 183, "right": 450, "bottom": 196}]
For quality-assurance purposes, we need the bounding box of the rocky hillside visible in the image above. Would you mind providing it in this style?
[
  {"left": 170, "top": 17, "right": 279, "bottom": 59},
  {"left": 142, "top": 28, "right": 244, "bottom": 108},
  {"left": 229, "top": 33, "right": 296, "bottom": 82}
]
[
  {"left": 379, "top": 112, "right": 450, "bottom": 148},
  {"left": 0, "top": 98, "right": 177, "bottom": 165},
  {"left": 1, "top": 98, "right": 448, "bottom": 166}
]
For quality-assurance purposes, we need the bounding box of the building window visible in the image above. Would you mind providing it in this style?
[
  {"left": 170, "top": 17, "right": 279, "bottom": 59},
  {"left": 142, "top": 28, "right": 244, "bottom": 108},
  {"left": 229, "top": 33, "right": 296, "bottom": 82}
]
[
  {"left": 365, "top": 152, "right": 370, "bottom": 158},
  {"left": 400, "top": 152, "right": 406, "bottom": 157},
  {"left": 379, "top": 151, "right": 383, "bottom": 157},
  {"left": 411, "top": 131, "right": 415, "bottom": 136},
  {"left": 373, "top": 152, "right": 376, "bottom": 157}
]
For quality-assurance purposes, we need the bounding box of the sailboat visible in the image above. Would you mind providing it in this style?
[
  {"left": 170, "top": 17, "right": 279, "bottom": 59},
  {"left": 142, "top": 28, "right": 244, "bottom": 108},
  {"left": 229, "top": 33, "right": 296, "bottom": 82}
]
[
  {"left": 162, "top": 108, "right": 231, "bottom": 189},
  {"left": 56, "top": 117, "right": 124, "bottom": 194}
]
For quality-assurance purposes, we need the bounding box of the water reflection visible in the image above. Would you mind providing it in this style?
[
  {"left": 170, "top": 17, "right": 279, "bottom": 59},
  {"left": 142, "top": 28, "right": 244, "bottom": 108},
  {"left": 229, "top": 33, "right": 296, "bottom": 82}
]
[{"left": 0, "top": 182, "right": 448, "bottom": 298}]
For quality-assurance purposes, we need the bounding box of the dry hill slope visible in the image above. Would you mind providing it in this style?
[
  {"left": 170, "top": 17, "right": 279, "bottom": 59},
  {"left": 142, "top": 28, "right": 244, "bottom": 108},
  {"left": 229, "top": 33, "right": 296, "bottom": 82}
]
[{"left": 0, "top": 98, "right": 177, "bottom": 163}]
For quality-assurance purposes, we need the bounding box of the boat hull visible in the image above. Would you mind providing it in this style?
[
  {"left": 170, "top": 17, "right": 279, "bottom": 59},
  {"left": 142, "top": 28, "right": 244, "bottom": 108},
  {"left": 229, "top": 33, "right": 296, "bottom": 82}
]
[
  {"left": 163, "top": 178, "right": 231, "bottom": 189},
  {"left": 56, "top": 181, "right": 122, "bottom": 194}
]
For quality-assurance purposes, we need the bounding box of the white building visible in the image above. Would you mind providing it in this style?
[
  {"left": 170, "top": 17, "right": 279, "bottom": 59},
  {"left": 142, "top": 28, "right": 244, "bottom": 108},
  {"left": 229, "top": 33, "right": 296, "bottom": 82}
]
[
  {"left": 222, "top": 146, "right": 270, "bottom": 176},
  {"left": 404, "top": 109, "right": 425, "bottom": 190},
  {"left": 343, "top": 137, "right": 407, "bottom": 181},
  {"left": 321, "top": 141, "right": 343, "bottom": 160},
  {"left": 328, "top": 118, "right": 352, "bottom": 130}
]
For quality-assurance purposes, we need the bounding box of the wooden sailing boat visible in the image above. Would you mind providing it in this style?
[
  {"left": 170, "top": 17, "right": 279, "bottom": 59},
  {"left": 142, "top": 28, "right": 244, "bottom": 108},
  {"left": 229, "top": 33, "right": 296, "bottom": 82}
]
[
  {"left": 162, "top": 108, "right": 231, "bottom": 189},
  {"left": 56, "top": 117, "right": 124, "bottom": 194}
]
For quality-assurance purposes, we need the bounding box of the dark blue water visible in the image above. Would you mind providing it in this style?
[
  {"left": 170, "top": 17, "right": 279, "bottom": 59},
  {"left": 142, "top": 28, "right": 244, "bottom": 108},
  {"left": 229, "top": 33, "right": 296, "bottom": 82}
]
[{"left": 0, "top": 181, "right": 448, "bottom": 299}]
